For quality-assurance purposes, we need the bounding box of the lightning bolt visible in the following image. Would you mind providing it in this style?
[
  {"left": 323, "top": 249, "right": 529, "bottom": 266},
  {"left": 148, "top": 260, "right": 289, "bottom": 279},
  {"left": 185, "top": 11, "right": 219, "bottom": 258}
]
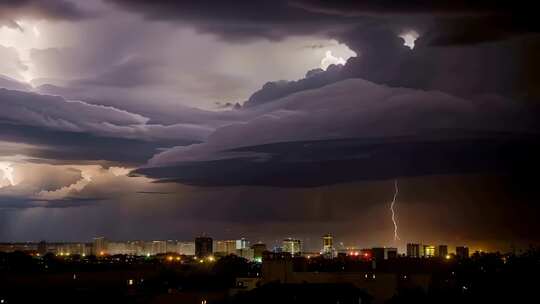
[{"left": 390, "top": 179, "right": 400, "bottom": 241}]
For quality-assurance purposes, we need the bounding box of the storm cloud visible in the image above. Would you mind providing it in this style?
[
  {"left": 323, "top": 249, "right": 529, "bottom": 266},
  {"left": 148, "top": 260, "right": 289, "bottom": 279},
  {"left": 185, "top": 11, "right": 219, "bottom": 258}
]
[{"left": 138, "top": 79, "right": 539, "bottom": 186}]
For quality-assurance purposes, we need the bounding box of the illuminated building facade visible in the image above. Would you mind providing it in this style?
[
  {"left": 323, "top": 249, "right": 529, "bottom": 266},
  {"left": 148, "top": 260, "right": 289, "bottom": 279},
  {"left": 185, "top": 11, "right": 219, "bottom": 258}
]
[
  {"left": 423, "top": 245, "right": 435, "bottom": 257},
  {"left": 321, "top": 234, "right": 336, "bottom": 258},
  {"left": 215, "top": 240, "right": 237, "bottom": 255},
  {"left": 236, "top": 238, "right": 248, "bottom": 250},
  {"left": 282, "top": 238, "right": 302, "bottom": 256},
  {"left": 407, "top": 243, "right": 421, "bottom": 258},
  {"left": 93, "top": 237, "right": 108, "bottom": 255},
  {"left": 251, "top": 243, "right": 267, "bottom": 262},
  {"left": 178, "top": 242, "right": 195, "bottom": 255}
]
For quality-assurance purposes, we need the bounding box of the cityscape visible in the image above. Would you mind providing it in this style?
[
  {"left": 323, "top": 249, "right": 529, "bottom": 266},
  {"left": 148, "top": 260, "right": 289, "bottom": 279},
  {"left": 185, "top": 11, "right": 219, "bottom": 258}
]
[
  {"left": 1, "top": 0, "right": 539, "bottom": 303},
  {"left": 1, "top": 233, "right": 537, "bottom": 303},
  {"left": 0, "top": 235, "right": 474, "bottom": 262}
]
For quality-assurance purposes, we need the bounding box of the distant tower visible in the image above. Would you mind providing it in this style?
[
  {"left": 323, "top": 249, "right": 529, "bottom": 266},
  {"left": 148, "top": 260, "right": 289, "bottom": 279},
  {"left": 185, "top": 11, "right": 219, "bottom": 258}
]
[
  {"left": 93, "top": 237, "right": 108, "bottom": 255},
  {"left": 282, "top": 238, "right": 302, "bottom": 256},
  {"left": 251, "top": 243, "right": 267, "bottom": 262},
  {"left": 406, "top": 243, "right": 421, "bottom": 258},
  {"left": 423, "top": 245, "right": 435, "bottom": 257},
  {"left": 195, "top": 236, "right": 213, "bottom": 258},
  {"left": 236, "top": 238, "right": 249, "bottom": 250},
  {"left": 321, "top": 234, "right": 335, "bottom": 258},
  {"left": 436, "top": 245, "right": 448, "bottom": 258}
]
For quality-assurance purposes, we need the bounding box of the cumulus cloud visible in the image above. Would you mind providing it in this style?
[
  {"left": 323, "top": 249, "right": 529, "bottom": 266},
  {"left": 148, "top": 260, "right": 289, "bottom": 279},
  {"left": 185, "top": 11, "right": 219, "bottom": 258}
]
[
  {"left": 0, "top": 162, "right": 87, "bottom": 199},
  {"left": 0, "top": 162, "right": 159, "bottom": 210},
  {"left": 320, "top": 50, "right": 346, "bottom": 70},
  {"left": 241, "top": 28, "right": 540, "bottom": 107}
]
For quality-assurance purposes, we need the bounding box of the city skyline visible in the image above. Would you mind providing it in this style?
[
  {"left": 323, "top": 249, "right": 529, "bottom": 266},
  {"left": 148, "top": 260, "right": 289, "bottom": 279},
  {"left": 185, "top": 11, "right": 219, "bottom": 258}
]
[{"left": 0, "top": 233, "right": 487, "bottom": 258}]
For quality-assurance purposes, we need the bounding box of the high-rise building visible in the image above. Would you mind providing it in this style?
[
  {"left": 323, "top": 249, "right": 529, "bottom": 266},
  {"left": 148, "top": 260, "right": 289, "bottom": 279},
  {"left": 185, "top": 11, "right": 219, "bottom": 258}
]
[
  {"left": 195, "top": 236, "right": 213, "bottom": 258},
  {"left": 93, "top": 237, "right": 108, "bottom": 255},
  {"left": 407, "top": 243, "right": 421, "bottom": 258},
  {"left": 436, "top": 245, "right": 448, "bottom": 258},
  {"left": 150, "top": 240, "right": 167, "bottom": 255},
  {"left": 166, "top": 240, "right": 178, "bottom": 253},
  {"left": 321, "top": 234, "right": 335, "bottom": 258},
  {"left": 127, "top": 240, "right": 144, "bottom": 255},
  {"left": 251, "top": 243, "right": 267, "bottom": 262},
  {"left": 214, "top": 240, "right": 226, "bottom": 253},
  {"left": 236, "top": 238, "right": 248, "bottom": 250},
  {"left": 423, "top": 245, "right": 435, "bottom": 257},
  {"left": 215, "top": 240, "right": 237, "bottom": 255},
  {"left": 282, "top": 238, "right": 302, "bottom": 256},
  {"left": 178, "top": 242, "right": 196, "bottom": 256},
  {"left": 108, "top": 242, "right": 128, "bottom": 255},
  {"left": 456, "top": 246, "right": 469, "bottom": 259}
]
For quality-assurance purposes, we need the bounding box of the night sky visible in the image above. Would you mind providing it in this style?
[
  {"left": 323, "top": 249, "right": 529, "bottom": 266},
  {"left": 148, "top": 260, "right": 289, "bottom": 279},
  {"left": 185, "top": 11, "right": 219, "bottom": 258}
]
[{"left": 0, "top": 0, "right": 539, "bottom": 252}]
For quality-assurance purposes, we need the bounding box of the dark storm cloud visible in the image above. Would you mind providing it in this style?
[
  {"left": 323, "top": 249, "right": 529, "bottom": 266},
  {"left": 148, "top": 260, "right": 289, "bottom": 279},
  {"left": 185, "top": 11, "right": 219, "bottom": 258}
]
[
  {"left": 294, "top": 1, "right": 539, "bottom": 45},
  {"left": 0, "top": 196, "right": 104, "bottom": 209},
  {"left": 0, "top": 88, "right": 212, "bottom": 164},
  {"left": 107, "top": 0, "right": 537, "bottom": 46},
  {"left": 0, "top": 123, "right": 172, "bottom": 164},
  {"left": 136, "top": 135, "right": 540, "bottom": 187},
  {"left": 0, "top": 0, "right": 94, "bottom": 27},
  {"left": 245, "top": 29, "right": 540, "bottom": 107},
  {"left": 244, "top": 65, "right": 343, "bottom": 107},
  {"left": 137, "top": 78, "right": 540, "bottom": 187},
  {"left": 292, "top": 0, "right": 521, "bottom": 16},
  {"left": 106, "top": 0, "right": 363, "bottom": 40}
]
